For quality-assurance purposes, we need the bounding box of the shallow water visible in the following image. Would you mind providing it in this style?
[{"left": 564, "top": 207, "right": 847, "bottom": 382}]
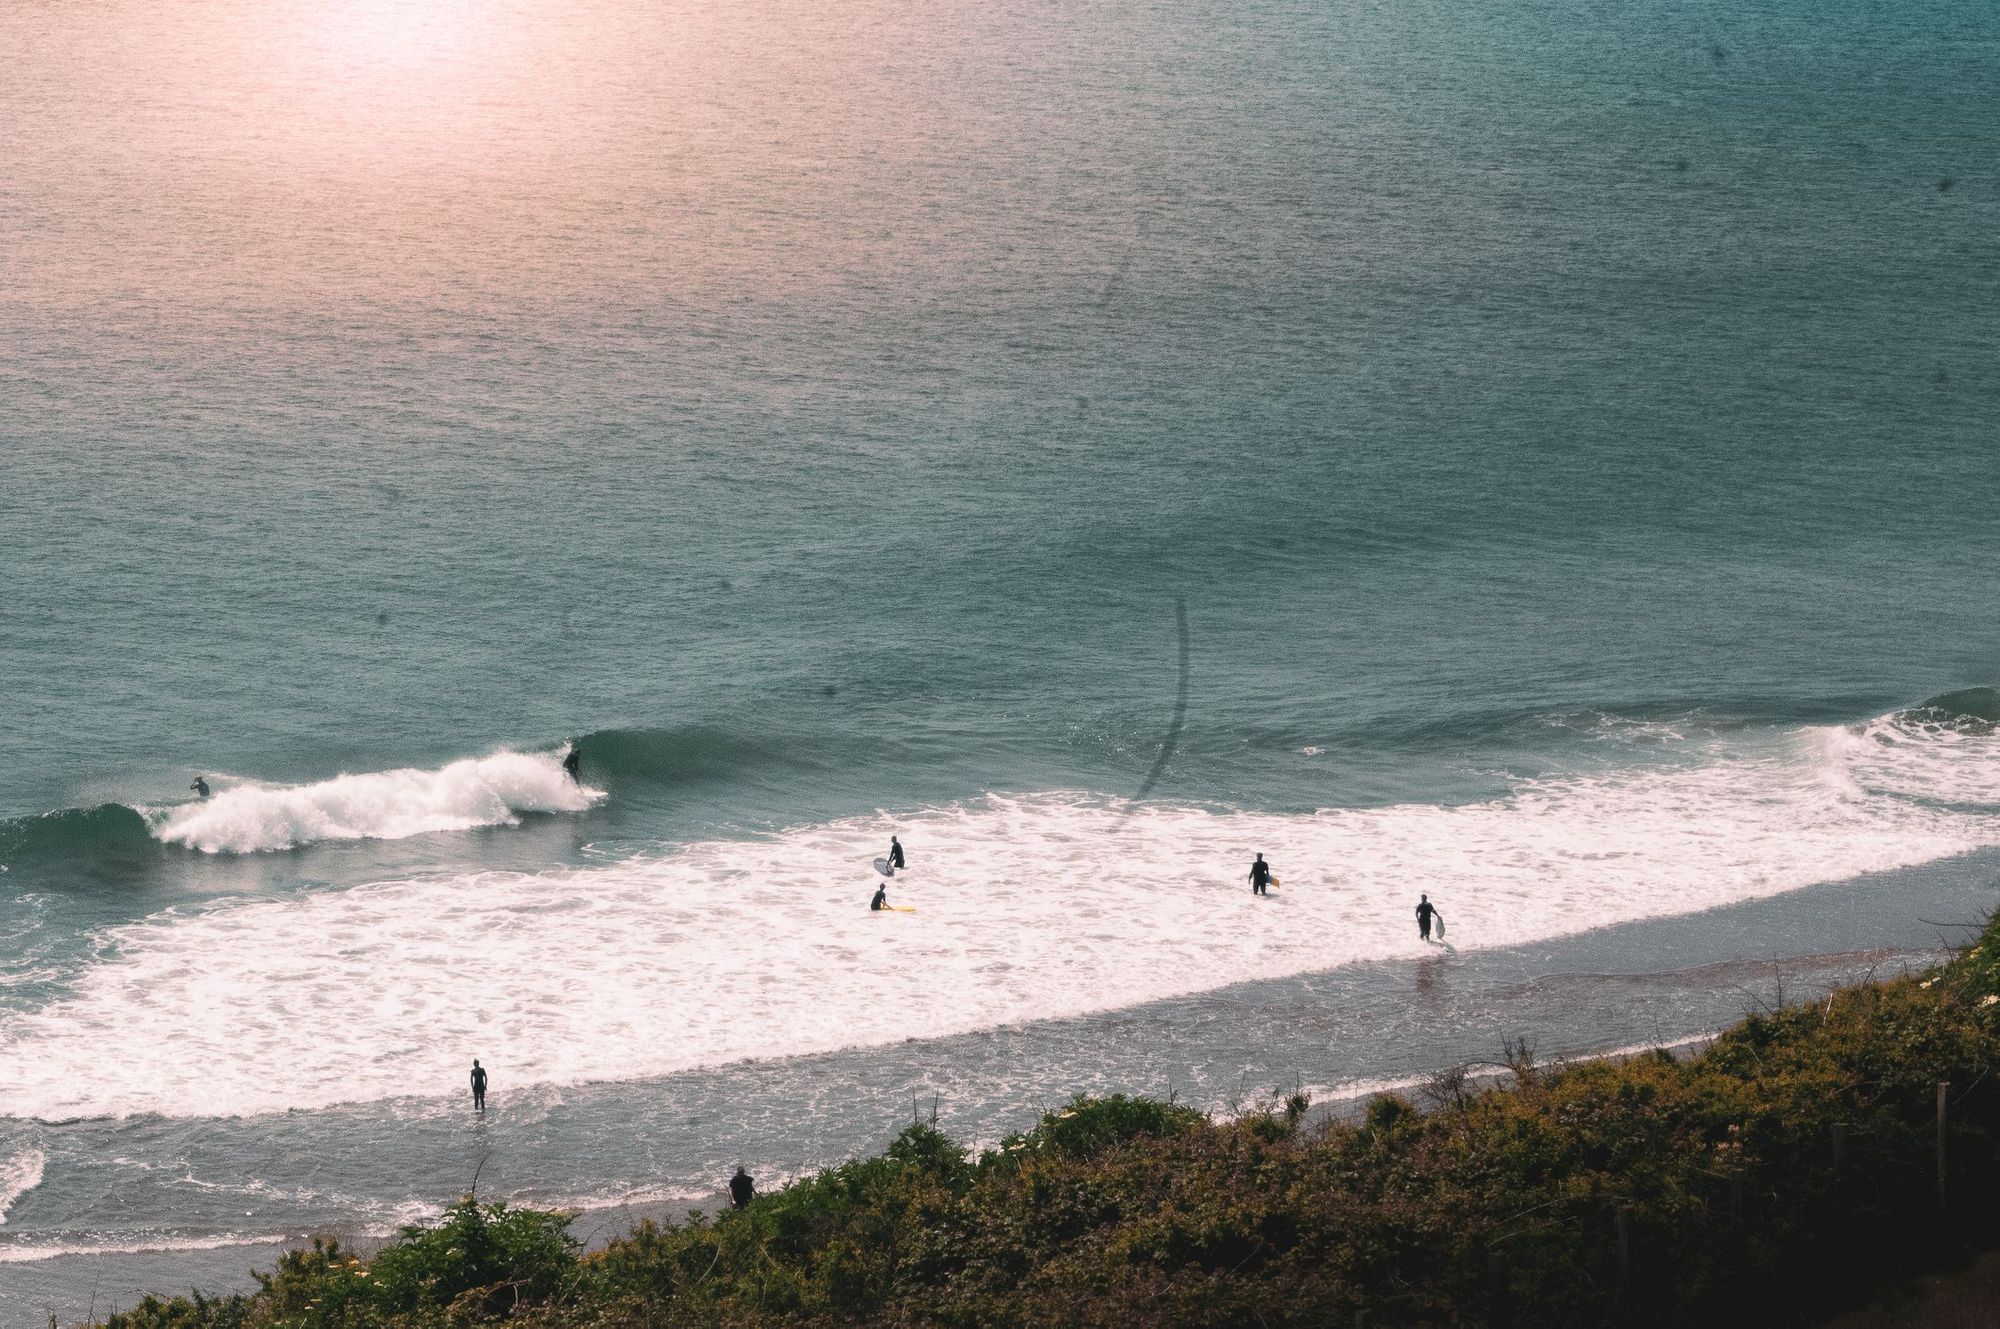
[{"left": 2, "top": 0, "right": 1997, "bottom": 1318}]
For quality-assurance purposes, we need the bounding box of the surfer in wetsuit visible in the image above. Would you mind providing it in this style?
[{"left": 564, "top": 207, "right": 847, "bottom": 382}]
[
  {"left": 1249, "top": 853, "right": 1272, "bottom": 896},
  {"left": 871, "top": 883, "right": 888, "bottom": 911},
  {"left": 190, "top": 776, "right": 211, "bottom": 799},
  {"left": 888, "top": 835, "right": 905, "bottom": 870},
  {"left": 729, "top": 1167, "right": 755, "bottom": 1209},
  {"left": 562, "top": 747, "right": 581, "bottom": 782},
  {"left": 1416, "top": 895, "right": 1440, "bottom": 942},
  {"left": 470, "top": 1059, "right": 488, "bottom": 1112}
]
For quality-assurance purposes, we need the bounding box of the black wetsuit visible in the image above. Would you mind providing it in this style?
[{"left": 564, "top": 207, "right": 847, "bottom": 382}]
[
  {"left": 729, "top": 1171, "right": 755, "bottom": 1209},
  {"left": 1416, "top": 900, "right": 1436, "bottom": 941},
  {"left": 871, "top": 886, "right": 887, "bottom": 912},
  {"left": 1250, "top": 858, "right": 1271, "bottom": 896},
  {"left": 470, "top": 1064, "right": 488, "bottom": 1111},
  {"left": 889, "top": 838, "right": 905, "bottom": 869},
  {"left": 562, "top": 750, "right": 581, "bottom": 781},
  {"left": 191, "top": 778, "right": 210, "bottom": 799}
]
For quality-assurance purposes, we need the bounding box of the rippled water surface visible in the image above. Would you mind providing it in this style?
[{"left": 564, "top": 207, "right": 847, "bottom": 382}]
[{"left": 2, "top": 0, "right": 1997, "bottom": 1318}]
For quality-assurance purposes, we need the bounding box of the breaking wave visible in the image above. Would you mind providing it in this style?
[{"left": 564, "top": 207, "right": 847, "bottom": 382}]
[
  {"left": 3, "top": 697, "right": 1997, "bottom": 1121},
  {"left": 0, "top": 726, "right": 802, "bottom": 870},
  {"left": 154, "top": 751, "right": 603, "bottom": 854},
  {"left": 0, "top": 1149, "right": 46, "bottom": 1226}
]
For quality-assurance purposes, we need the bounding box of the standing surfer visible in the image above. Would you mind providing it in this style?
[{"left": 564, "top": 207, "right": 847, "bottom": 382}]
[
  {"left": 1416, "top": 894, "right": 1442, "bottom": 942},
  {"left": 562, "top": 747, "right": 581, "bottom": 782},
  {"left": 190, "top": 775, "right": 211, "bottom": 799},
  {"left": 888, "top": 835, "right": 905, "bottom": 870},
  {"left": 470, "top": 1059, "right": 488, "bottom": 1112},
  {"left": 1249, "top": 853, "right": 1272, "bottom": 896},
  {"left": 729, "top": 1167, "right": 756, "bottom": 1209}
]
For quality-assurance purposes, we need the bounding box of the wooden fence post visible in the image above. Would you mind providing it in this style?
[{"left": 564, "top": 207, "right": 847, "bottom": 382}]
[
  {"left": 1614, "top": 1206, "right": 1632, "bottom": 1317},
  {"left": 1937, "top": 1081, "right": 1950, "bottom": 1209}
]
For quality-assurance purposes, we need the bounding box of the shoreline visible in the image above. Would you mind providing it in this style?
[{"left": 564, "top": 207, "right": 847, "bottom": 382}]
[
  {"left": 5, "top": 847, "right": 1995, "bottom": 1325},
  {"left": 63, "top": 905, "right": 2000, "bottom": 1328}
]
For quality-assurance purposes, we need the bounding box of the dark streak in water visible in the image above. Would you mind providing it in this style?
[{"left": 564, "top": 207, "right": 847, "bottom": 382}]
[{"left": 1135, "top": 596, "right": 1189, "bottom": 802}]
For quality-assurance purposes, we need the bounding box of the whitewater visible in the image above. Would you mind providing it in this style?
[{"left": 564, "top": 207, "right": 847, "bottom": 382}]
[
  {"left": 153, "top": 751, "right": 602, "bottom": 854},
  {"left": 2, "top": 711, "right": 1994, "bottom": 1122}
]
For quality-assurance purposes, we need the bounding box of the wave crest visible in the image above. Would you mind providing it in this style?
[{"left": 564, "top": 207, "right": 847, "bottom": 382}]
[
  {"left": 0, "top": 804, "right": 155, "bottom": 868},
  {"left": 157, "top": 752, "right": 603, "bottom": 854},
  {"left": 1897, "top": 687, "right": 2000, "bottom": 734},
  {"left": 0, "top": 1148, "right": 46, "bottom": 1226}
]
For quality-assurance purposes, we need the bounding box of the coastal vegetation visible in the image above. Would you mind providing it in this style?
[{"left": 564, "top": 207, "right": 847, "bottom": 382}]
[{"left": 102, "top": 913, "right": 2000, "bottom": 1328}]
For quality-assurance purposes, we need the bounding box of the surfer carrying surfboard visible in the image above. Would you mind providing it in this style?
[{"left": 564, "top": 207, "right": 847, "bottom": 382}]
[
  {"left": 1249, "top": 853, "right": 1273, "bottom": 896},
  {"left": 1416, "top": 894, "right": 1443, "bottom": 942},
  {"left": 888, "top": 835, "right": 905, "bottom": 870}
]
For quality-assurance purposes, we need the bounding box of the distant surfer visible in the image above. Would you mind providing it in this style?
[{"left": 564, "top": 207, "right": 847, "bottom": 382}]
[
  {"left": 1249, "top": 853, "right": 1272, "bottom": 896},
  {"left": 1416, "top": 894, "right": 1442, "bottom": 943},
  {"left": 562, "top": 747, "right": 581, "bottom": 782},
  {"left": 190, "top": 775, "right": 211, "bottom": 799},
  {"left": 888, "top": 835, "right": 905, "bottom": 870},
  {"left": 470, "top": 1059, "right": 488, "bottom": 1112},
  {"left": 729, "top": 1166, "right": 756, "bottom": 1209},
  {"left": 871, "top": 883, "right": 888, "bottom": 912}
]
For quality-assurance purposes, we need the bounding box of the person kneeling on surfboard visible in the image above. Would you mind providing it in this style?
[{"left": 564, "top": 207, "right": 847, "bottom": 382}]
[
  {"left": 1249, "top": 853, "right": 1272, "bottom": 896},
  {"left": 871, "top": 883, "right": 888, "bottom": 911}
]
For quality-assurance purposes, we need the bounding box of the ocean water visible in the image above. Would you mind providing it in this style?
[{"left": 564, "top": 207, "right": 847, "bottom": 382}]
[{"left": 3, "top": 0, "right": 1998, "bottom": 1317}]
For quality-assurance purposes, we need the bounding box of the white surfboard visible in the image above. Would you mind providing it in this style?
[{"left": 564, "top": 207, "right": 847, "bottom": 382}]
[{"left": 873, "top": 857, "right": 895, "bottom": 878}]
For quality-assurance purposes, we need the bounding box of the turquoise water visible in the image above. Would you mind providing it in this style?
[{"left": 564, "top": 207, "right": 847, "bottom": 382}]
[{"left": 2, "top": 0, "right": 1998, "bottom": 1314}]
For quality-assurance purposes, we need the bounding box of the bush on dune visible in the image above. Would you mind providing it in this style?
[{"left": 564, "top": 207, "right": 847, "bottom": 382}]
[{"left": 103, "top": 919, "right": 2000, "bottom": 1328}]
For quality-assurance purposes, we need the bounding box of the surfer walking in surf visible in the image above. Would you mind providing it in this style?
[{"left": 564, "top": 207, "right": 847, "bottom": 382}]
[
  {"left": 1416, "top": 894, "right": 1443, "bottom": 942},
  {"left": 1249, "top": 853, "right": 1272, "bottom": 896},
  {"left": 888, "top": 835, "right": 905, "bottom": 870},
  {"left": 470, "top": 1059, "right": 488, "bottom": 1112}
]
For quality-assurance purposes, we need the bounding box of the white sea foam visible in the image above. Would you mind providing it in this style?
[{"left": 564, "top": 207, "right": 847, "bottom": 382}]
[
  {"left": 3, "top": 721, "right": 1996, "bottom": 1121},
  {"left": 0, "top": 1149, "right": 46, "bottom": 1226},
  {"left": 1825, "top": 714, "right": 2000, "bottom": 808},
  {"left": 0, "top": 1231, "right": 279, "bottom": 1264},
  {"left": 153, "top": 752, "right": 602, "bottom": 853}
]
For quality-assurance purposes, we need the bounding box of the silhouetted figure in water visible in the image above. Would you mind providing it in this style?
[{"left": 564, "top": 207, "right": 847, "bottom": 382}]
[
  {"left": 1249, "top": 853, "right": 1272, "bottom": 896},
  {"left": 888, "top": 835, "right": 905, "bottom": 870},
  {"left": 729, "top": 1166, "right": 755, "bottom": 1209},
  {"left": 470, "top": 1059, "right": 488, "bottom": 1112},
  {"left": 562, "top": 748, "right": 581, "bottom": 781},
  {"left": 1416, "top": 894, "right": 1441, "bottom": 942},
  {"left": 871, "top": 883, "right": 888, "bottom": 912},
  {"left": 190, "top": 776, "right": 211, "bottom": 799}
]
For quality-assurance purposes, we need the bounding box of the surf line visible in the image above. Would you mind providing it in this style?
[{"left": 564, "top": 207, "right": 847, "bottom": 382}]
[{"left": 1133, "top": 595, "right": 1190, "bottom": 803}]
